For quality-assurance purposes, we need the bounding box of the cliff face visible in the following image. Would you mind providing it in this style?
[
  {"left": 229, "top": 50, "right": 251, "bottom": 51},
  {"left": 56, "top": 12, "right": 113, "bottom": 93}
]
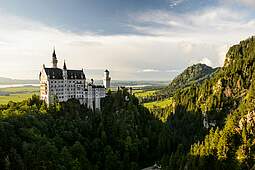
[{"left": 238, "top": 111, "right": 255, "bottom": 135}]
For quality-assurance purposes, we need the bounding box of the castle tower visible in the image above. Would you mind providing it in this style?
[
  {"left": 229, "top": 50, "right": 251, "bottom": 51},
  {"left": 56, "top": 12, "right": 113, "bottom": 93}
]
[
  {"left": 103, "top": 69, "right": 111, "bottom": 89},
  {"left": 63, "top": 60, "right": 67, "bottom": 70},
  {"left": 87, "top": 84, "right": 94, "bottom": 110},
  {"left": 63, "top": 60, "right": 68, "bottom": 101},
  {"left": 52, "top": 48, "right": 58, "bottom": 68}
]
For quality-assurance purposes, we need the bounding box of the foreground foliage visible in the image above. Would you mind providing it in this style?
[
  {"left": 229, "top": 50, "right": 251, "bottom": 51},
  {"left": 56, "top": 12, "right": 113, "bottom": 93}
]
[{"left": 0, "top": 90, "right": 162, "bottom": 170}]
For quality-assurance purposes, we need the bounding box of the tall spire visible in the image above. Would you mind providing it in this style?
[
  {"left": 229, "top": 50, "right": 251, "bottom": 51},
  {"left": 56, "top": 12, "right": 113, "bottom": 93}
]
[
  {"left": 52, "top": 47, "right": 58, "bottom": 68},
  {"left": 63, "top": 60, "right": 67, "bottom": 70},
  {"left": 53, "top": 47, "right": 56, "bottom": 58}
]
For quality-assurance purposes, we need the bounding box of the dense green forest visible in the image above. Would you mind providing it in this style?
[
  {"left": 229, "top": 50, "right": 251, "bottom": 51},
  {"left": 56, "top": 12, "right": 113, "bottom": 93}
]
[
  {"left": 0, "top": 91, "right": 208, "bottom": 170},
  {"left": 158, "top": 37, "right": 255, "bottom": 169},
  {"left": 0, "top": 90, "right": 163, "bottom": 170}
]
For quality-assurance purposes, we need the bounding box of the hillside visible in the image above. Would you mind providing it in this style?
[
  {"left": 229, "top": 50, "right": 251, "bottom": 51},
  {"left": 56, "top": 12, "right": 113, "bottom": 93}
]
[
  {"left": 160, "top": 63, "right": 218, "bottom": 97},
  {"left": 159, "top": 36, "right": 255, "bottom": 169},
  {"left": 142, "top": 64, "right": 218, "bottom": 122},
  {"left": 172, "top": 37, "right": 255, "bottom": 124}
]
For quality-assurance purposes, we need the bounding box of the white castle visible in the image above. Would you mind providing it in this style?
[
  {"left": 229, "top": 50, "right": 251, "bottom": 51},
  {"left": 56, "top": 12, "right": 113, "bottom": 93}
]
[{"left": 39, "top": 49, "right": 111, "bottom": 110}]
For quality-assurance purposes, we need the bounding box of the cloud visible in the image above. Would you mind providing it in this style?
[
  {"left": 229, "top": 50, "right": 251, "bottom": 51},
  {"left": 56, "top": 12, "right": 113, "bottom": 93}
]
[
  {"left": 139, "top": 69, "right": 160, "bottom": 73},
  {"left": 132, "top": 7, "right": 254, "bottom": 37},
  {"left": 0, "top": 12, "right": 196, "bottom": 80},
  {"left": 130, "top": 6, "right": 255, "bottom": 67},
  {"left": 0, "top": 4, "right": 255, "bottom": 81},
  {"left": 165, "top": 69, "right": 181, "bottom": 73},
  {"left": 178, "top": 42, "right": 195, "bottom": 54},
  {"left": 168, "top": 0, "right": 185, "bottom": 8},
  {"left": 221, "top": 0, "right": 255, "bottom": 9},
  {"left": 199, "top": 57, "right": 213, "bottom": 67},
  {"left": 233, "top": 0, "right": 255, "bottom": 8}
]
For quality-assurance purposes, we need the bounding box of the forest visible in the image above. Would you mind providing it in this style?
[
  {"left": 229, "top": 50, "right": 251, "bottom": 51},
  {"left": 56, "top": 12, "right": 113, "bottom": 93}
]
[
  {"left": 157, "top": 37, "right": 255, "bottom": 169},
  {"left": 0, "top": 90, "right": 164, "bottom": 170}
]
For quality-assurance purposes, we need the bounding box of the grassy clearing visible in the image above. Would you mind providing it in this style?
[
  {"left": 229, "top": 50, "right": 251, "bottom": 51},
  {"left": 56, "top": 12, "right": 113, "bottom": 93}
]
[
  {"left": 0, "top": 86, "right": 39, "bottom": 104},
  {"left": 134, "top": 90, "right": 158, "bottom": 98},
  {"left": 0, "top": 93, "right": 37, "bottom": 104},
  {"left": 143, "top": 98, "right": 172, "bottom": 109},
  {"left": 143, "top": 98, "right": 173, "bottom": 122}
]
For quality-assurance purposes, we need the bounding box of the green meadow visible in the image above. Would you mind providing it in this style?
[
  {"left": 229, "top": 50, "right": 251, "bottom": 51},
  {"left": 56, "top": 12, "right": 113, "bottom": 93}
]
[
  {"left": 0, "top": 86, "right": 39, "bottom": 104},
  {"left": 134, "top": 89, "right": 173, "bottom": 122},
  {"left": 134, "top": 90, "right": 158, "bottom": 97},
  {"left": 143, "top": 98, "right": 173, "bottom": 122},
  {"left": 143, "top": 97, "right": 173, "bottom": 109}
]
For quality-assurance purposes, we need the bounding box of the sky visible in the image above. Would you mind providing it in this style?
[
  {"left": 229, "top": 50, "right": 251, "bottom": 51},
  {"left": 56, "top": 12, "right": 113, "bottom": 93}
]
[{"left": 0, "top": 0, "right": 255, "bottom": 81}]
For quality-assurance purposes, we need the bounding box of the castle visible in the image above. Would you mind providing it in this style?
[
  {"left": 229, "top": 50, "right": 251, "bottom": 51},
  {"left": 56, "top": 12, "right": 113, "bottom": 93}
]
[{"left": 39, "top": 49, "right": 111, "bottom": 110}]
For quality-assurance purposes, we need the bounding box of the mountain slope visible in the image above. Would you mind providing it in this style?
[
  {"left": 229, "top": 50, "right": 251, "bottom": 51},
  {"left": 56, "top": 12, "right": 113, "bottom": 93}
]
[
  {"left": 171, "top": 37, "right": 255, "bottom": 124},
  {"left": 162, "top": 36, "right": 255, "bottom": 169},
  {"left": 161, "top": 63, "right": 218, "bottom": 97}
]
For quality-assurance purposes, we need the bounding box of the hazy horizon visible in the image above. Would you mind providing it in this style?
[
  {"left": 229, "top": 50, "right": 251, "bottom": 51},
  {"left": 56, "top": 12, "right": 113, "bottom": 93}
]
[
  {"left": 0, "top": 75, "right": 170, "bottom": 82},
  {"left": 0, "top": 0, "right": 255, "bottom": 80}
]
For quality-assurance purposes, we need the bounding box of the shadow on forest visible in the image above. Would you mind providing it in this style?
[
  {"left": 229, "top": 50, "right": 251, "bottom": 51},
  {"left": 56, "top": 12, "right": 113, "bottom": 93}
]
[{"left": 157, "top": 105, "right": 206, "bottom": 155}]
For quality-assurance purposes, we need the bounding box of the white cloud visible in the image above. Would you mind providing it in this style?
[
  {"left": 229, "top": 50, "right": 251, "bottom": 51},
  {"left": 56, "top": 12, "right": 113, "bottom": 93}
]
[
  {"left": 130, "top": 6, "right": 255, "bottom": 68},
  {"left": 165, "top": 69, "right": 181, "bottom": 73},
  {"left": 199, "top": 57, "right": 213, "bottom": 67},
  {"left": 168, "top": 0, "right": 185, "bottom": 8},
  {"left": 0, "top": 4, "right": 255, "bottom": 81},
  {"left": 132, "top": 7, "right": 253, "bottom": 37},
  {"left": 178, "top": 42, "right": 195, "bottom": 54},
  {"left": 139, "top": 69, "right": 160, "bottom": 73},
  {"left": 0, "top": 12, "right": 196, "bottom": 80}
]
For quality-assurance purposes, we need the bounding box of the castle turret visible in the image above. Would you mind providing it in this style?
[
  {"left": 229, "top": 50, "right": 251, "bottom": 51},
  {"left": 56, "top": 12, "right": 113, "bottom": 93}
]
[
  {"left": 63, "top": 60, "right": 67, "bottom": 76},
  {"left": 52, "top": 48, "right": 58, "bottom": 68},
  {"left": 103, "top": 69, "right": 111, "bottom": 89},
  {"left": 63, "top": 60, "right": 68, "bottom": 101}
]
